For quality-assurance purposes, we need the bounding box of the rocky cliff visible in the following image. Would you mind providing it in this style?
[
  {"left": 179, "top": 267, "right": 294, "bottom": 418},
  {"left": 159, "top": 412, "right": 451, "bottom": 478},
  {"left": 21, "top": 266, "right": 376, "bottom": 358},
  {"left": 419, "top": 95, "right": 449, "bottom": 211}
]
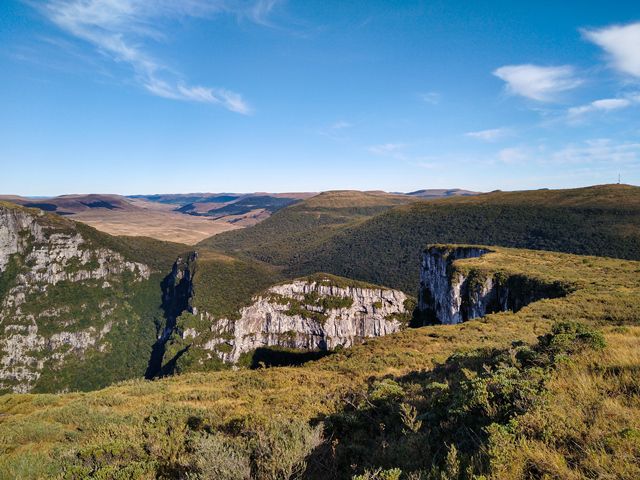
[
  {"left": 0, "top": 203, "right": 157, "bottom": 393},
  {"left": 418, "top": 245, "right": 569, "bottom": 325},
  {"left": 158, "top": 268, "right": 413, "bottom": 372}
]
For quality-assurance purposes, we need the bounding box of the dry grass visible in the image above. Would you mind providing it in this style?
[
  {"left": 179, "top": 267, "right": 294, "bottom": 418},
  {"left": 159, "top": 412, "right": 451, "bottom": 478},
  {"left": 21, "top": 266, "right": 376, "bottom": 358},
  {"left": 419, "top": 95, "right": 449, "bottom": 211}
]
[
  {"left": 0, "top": 246, "right": 638, "bottom": 478},
  {"left": 71, "top": 209, "right": 242, "bottom": 244}
]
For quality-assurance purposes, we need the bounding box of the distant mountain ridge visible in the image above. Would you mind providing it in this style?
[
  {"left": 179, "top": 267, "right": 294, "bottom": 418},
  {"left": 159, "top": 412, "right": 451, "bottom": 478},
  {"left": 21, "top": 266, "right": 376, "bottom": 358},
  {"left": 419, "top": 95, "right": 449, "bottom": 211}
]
[
  {"left": 0, "top": 193, "right": 137, "bottom": 215},
  {"left": 405, "top": 188, "right": 480, "bottom": 198}
]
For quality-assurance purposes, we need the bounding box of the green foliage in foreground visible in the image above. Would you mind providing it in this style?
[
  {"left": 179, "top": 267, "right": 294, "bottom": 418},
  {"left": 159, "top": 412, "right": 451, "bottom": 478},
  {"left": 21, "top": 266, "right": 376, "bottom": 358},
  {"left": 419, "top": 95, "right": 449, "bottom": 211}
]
[
  {"left": 0, "top": 322, "right": 620, "bottom": 480},
  {"left": 1, "top": 246, "right": 639, "bottom": 479},
  {"left": 325, "top": 322, "right": 607, "bottom": 479}
]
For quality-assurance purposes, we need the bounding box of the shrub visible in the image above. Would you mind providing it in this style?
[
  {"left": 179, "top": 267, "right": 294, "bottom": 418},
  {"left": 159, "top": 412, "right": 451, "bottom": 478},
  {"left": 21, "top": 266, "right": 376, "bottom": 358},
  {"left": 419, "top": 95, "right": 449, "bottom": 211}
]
[
  {"left": 249, "top": 417, "right": 323, "bottom": 480},
  {"left": 538, "top": 321, "right": 606, "bottom": 358},
  {"left": 352, "top": 468, "right": 402, "bottom": 480},
  {"left": 189, "top": 432, "right": 251, "bottom": 480}
]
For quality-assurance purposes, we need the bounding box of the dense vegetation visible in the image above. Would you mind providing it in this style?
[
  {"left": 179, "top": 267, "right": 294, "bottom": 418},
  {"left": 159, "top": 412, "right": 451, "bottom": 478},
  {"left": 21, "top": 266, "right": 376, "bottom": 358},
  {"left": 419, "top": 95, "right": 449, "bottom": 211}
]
[
  {"left": 158, "top": 251, "right": 283, "bottom": 374},
  {"left": 1, "top": 246, "right": 638, "bottom": 478},
  {"left": 204, "top": 185, "right": 640, "bottom": 293},
  {"left": 0, "top": 203, "right": 190, "bottom": 393},
  {"left": 199, "top": 190, "right": 415, "bottom": 267}
]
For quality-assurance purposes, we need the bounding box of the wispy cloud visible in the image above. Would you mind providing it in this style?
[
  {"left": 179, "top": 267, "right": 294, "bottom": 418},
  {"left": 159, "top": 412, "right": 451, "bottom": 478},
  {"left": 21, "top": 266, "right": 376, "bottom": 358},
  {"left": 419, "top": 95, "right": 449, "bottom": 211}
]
[
  {"left": 34, "top": 0, "right": 281, "bottom": 113},
  {"left": 466, "top": 127, "right": 511, "bottom": 142},
  {"left": 317, "top": 120, "right": 353, "bottom": 141},
  {"left": 583, "top": 22, "right": 640, "bottom": 78},
  {"left": 549, "top": 139, "right": 640, "bottom": 166},
  {"left": 419, "top": 92, "right": 440, "bottom": 105},
  {"left": 567, "top": 97, "right": 636, "bottom": 120},
  {"left": 330, "top": 120, "right": 352, "bottom": 130},
  {"left": 493, "top": 64, "right": 582, "bottom": 102}
]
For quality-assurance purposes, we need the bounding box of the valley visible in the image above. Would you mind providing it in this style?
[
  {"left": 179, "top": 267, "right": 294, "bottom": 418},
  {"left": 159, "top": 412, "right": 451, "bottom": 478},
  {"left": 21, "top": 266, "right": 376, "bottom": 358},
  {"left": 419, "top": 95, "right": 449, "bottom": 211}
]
[{"left": 1, "top": 184, "right": 639, "bottom": 479}]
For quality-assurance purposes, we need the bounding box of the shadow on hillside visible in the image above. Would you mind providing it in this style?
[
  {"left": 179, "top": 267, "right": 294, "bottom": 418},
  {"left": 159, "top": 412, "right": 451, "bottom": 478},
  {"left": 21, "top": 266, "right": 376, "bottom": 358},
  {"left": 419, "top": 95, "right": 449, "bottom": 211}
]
[
  {"left": 145, "top": 262, "right": 194, "bottom": 379},
  {"left": 245, "top": 347, "right": 334, "bottom": 369}
]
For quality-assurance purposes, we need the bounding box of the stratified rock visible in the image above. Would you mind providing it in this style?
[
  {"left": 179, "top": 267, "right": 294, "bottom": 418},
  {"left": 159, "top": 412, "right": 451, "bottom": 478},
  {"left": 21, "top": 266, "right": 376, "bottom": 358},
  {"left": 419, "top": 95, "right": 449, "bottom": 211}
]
[{"left": 0, "top": 204, "right": 150, "bottom": 393}]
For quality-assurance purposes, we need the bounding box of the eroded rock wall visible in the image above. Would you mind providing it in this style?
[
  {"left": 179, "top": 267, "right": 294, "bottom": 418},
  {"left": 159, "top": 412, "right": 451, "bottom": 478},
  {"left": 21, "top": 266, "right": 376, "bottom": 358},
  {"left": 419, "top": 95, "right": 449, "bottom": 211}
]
[
  {"left": 418, "top": 245, "right": 569, "bottom": 325},
  {"left": 0, "top": 205, "right": 150, "bottom": 392},
  {"left": 171, "top": 276, "right": 411, "bottom": 368}
]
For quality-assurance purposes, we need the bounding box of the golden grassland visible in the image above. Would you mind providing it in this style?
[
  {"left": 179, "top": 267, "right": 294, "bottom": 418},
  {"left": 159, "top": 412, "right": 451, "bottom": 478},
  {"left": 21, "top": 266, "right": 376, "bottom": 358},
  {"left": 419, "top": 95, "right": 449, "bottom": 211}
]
[
  {"left": 0, "top": 246, "right": 639, "bottom": 478},
  {"left": 71, "top": 209, "right": 242, "bottom": 245}
]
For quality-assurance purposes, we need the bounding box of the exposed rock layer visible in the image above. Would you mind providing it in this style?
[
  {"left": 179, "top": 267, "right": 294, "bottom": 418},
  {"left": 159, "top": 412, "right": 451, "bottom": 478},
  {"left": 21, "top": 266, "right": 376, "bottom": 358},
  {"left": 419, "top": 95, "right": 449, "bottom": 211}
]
[
  {"left": 162, "top": 267, "right": 411, "bottom": 369},
  {"left": 418, "top": 245, "right": 569, "bottom": 325},
  {"left": 0, "top": 204, "right": 150, "bottom": 393}
]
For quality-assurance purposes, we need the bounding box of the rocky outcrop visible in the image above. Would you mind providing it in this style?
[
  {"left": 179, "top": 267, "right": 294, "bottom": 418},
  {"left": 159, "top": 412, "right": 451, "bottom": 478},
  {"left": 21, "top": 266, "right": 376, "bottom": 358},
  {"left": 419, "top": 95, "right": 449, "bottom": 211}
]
[
  {"left": 0, "top": 204, "right": 151, "bottom": 393},
  {"left": 418, "top": 245, "right": 569, "bottom": 325},
  {"left": 173, "top": 276, "right": 411, "bottom": 367}
]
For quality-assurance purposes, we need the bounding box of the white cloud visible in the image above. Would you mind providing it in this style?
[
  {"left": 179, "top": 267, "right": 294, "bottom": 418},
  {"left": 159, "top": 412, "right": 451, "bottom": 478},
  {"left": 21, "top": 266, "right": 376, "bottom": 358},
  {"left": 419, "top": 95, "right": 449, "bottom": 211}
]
[
  {"left": 493, "top": 64, "right": 582, "bottom": 102},
  {"left": 583, "top": 22, "right": 640, "bottom": 78},
  {"left": 420, "top": 92, "right": 440, "bottom": 104},
  {"left": 368, "top": 143, "right": 412, "bottom": 162},
  {"left": 466, "top": 128, "right": 510, "bottom": 142},
  {"left": 567, "top": 95, "right": 639, "bottom": 120},
  {"left": 36, "top": 0, "right": 280, "bottom": 113}
]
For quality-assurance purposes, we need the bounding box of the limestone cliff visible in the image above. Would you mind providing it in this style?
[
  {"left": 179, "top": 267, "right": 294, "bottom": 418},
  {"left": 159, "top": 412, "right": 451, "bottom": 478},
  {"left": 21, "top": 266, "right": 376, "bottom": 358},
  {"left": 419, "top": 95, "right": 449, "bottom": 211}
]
[
  {"left": 418, "top": 245, "right": 569, "bottom": 325},
  {"left": 0, "top": 203, "right": 153, "bottom": 393},
  {"left": 161, "top": 271, "right": 412, "bottom": 371}
]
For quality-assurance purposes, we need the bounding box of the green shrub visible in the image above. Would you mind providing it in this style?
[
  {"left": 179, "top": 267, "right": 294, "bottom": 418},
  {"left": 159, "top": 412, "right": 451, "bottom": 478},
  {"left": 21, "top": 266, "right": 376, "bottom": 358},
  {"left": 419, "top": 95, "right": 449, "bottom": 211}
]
[
  {"left": 538, "top": 321, "right": 606, "bottom": 356},
  {"left": 248, "top": 417, "right": 323, "bottom": 480},
  {"left": 189, "top": 433, "right": 251, "bottom": 480},
  {"left": 353, "top": 468, "right": 402, "bottom": 480}
]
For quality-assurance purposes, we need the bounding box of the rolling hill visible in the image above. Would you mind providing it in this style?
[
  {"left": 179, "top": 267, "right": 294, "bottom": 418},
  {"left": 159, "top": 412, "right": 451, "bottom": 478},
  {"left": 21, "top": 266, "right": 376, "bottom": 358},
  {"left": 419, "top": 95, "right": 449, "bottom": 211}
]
[
  {"left": 404, "top": 188, "right": 479, "bottom": 198},
  {"left": 199, "top": 190, "right": 417, "bottom": 265},
  {"left": 203, "top": 184, "right": 640, "bottom": 293}
]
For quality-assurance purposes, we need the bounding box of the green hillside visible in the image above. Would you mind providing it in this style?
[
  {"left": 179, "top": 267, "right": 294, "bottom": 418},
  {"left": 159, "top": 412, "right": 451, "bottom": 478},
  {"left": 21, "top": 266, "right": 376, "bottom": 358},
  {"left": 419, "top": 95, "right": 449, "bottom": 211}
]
[
  {"left": 1, "top": 246, "right": 638, "bottom": 479},
  {"left": 199, "top": 190, "right": 415, "bottom": 265},
  {"left": 0, "top": 203, "right": 189, "bottom": 393},
  {"left": 203, "top": 185, "right": 640, "bottom": 293}
]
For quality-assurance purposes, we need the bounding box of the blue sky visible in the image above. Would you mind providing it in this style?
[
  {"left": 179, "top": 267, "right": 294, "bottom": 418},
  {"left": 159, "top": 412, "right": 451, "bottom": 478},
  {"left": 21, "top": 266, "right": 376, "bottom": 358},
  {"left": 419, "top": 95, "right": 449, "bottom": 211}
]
[{"left": 1, "top": 0, "right": 639, "bottom": 195}]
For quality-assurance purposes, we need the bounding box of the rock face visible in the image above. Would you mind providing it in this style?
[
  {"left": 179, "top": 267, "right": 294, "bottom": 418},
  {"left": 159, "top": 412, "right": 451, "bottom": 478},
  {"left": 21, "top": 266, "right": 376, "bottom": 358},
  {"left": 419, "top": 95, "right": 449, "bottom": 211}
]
[
  {"left": 164, "top": 272, "right": 412, "bottom": 369},
  {"left": 418, "top": 245, "right": 569, "bottom": 325},
  {"left": 0, "top": 204, "right": 151, "bottom": 393},
  {"left": 145, "top": 252, "right": 196, "bottom": 378}
]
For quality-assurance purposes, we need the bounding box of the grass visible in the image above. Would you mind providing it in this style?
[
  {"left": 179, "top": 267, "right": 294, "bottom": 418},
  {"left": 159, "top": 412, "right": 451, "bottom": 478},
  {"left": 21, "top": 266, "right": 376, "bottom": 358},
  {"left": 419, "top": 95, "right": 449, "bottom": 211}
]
[{"left": 0, "top": 245, "right": 638, "bottom": 478}]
